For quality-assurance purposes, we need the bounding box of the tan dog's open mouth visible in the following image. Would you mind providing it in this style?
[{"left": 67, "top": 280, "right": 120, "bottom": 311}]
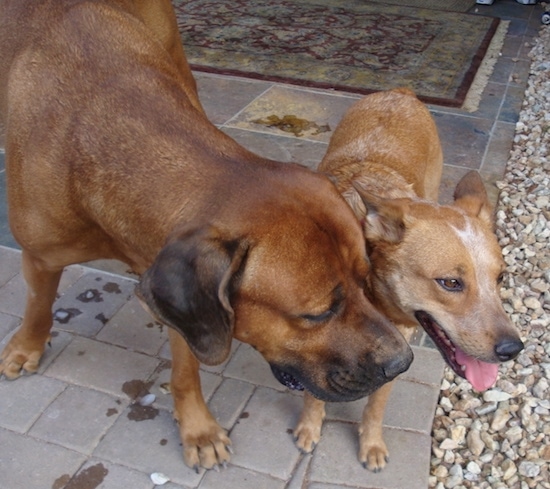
[{"left": 415, "top": 311, "right": 499, "bottom": 391}]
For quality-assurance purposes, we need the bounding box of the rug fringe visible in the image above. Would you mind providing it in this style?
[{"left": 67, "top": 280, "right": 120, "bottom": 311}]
[{"left": 462, "top": 20, "right": 510, "bottom": 112}]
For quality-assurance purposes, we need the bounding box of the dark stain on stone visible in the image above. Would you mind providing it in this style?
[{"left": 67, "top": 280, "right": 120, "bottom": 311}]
[
  {"left": 160, "top": 438, "right": 168, "bottom": 446},
  {"left": 54, "top": 307, "right": 82, "bottom": 324},
  {"left": 128, "top": 403, "right": 159, "bottom": 421},
  {"left": 122, "top": 379, "right": 153, "bottom": 399},
  {"left": 287, "top": 428, "right": 294, "bottom": 435},
  {"left": 103, "top": 281, "right": 122, "bottom": 294},
  {"left": 64, "top": 463, "right": 109, "bottom": 489},
  {"left": 95, "top": 313, "right": 108, "bottom": 325},
  {"left": 77, "top": 350, "right": 86, "bottom": 356},
  {"left": 77, "top": 288, "right": 103, "bottom": 303},
  {"left": 52, "top": 474, "right": 71, "bottom": 489},
  {"left": 106, "top": 407, "right": 118, "bottom": 417},
  {"left": 239, "top": 412, "right": 250, "bottom": 419},
  {"left": 146, "top": 321, "right": 164, "bottom": 332},
  {"left": 253, "top": 114, "right": 330, "bottom": 137}
]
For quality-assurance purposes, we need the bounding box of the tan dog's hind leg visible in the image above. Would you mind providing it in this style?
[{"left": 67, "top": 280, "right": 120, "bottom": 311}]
[
  {"left": 358, "top": 325, "right": 415, "bottom": 471},
  {"left": 0, "top": 251, "right": 62, "bottom": 378},
  {"left": 168, "top": 329, "right": 231, "bottom": 470},
  {"left": 294, "top": 392, "right": 326, "bottom": 453}
]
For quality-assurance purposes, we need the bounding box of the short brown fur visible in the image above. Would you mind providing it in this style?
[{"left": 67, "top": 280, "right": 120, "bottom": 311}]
[
  {"left": 0, "top": 0, "right": 413, "bottom": 471},
  {"left": 294, "top": 88, "right": 524, "bottom": 471}
]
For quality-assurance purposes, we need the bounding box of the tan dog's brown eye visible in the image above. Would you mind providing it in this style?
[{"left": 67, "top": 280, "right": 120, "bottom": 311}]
[{"left": 436, "top": 278, "right": 463, "bottom": 292}]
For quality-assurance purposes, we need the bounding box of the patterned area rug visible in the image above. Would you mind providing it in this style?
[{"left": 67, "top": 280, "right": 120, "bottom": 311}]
[
  {"left": 173, "top": 0, "right": 501, "bottom": 108},
  {"left": 368, "top": 0, "right": 476, "bottom": 12}
]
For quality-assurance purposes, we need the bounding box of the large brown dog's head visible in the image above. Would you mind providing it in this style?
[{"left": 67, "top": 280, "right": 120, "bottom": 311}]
[
  {"left": 355, "top": 171, "right": 523, "bottom": 391},
  {"left": 136, "top": 172, "right": 413, "bottom": 402}
]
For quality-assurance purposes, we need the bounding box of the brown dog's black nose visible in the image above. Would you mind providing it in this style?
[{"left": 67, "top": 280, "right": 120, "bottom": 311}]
[
  {"left": 495, "top": 337, "right": 524, "bottom": 362},
  {"left": 382, "top": 349, "right": 414, "bottom": 381}
]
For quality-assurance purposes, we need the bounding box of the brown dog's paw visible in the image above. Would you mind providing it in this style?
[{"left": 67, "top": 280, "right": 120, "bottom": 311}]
[
  {"left": 0, "top": 336, "right": 46, "bottom": 379},
  {"left": 359, "top": 436, "right": 389, "bottom": 472},
  {"left": 293, "top": 420, "right": 322, "bottom": 453},
  {"left": 181, "top": 424, "right": 232, "bottom": 472}
]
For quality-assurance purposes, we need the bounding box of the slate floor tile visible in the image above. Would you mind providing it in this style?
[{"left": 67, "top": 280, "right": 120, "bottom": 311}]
[
  {"left": 44, "top": 336, "right": 160, "bottom": 397},
  {"left": 29, "top": 385, "right": 126, "bottom": 453},
  {"left": 0, "top": 374, "right": 66, "bottom": 433},
  {"left": 0, "top": 428, "right": 86, "bottom": 489}
]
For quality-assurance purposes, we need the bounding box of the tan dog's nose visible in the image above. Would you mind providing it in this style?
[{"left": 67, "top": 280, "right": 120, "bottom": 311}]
[{"left": 494, "top": 337, "right": 524, "bottom": 362}]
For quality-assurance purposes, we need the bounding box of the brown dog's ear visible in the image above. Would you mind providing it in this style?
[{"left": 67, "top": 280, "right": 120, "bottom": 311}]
[
  {"left": 136, "top": 228, "right": 249, "bottom": 366},
  {"left": 453, "top": 171, "right": 493, "bottom": 225},
  {"left": 354, "top": 184, "right": 408, "bottom": 244}
]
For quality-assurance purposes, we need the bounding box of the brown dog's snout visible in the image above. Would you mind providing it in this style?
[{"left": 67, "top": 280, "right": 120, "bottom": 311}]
[
  {"left": 494, "top": 336, "right": 524, "bottom": 362},
  {"left": 381, "top": 350, "right": 414, "bottom": 381}
]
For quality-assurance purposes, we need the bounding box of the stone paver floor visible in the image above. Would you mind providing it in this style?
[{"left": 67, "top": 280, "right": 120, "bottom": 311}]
[{"left": 0, "top": 1, "right": 542, "bottom": 487}]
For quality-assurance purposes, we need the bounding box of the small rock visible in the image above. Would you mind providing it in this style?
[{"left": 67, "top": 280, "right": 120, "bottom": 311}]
[
  {"left": 491, "top": 407, "right": 511, "bottom": 431},
  {"left": 450, "top": 425, "right": 466, "bottom": 445},
  {"left": 467, "top": 428, "right": 485, "bottom": 457},
  {"left": 150, "top": 472, "right": 170, "bottom": 485},
  {"left": 139, "top": 393, "right": 156, "bottom": 407},
  {"left": 439, "top": 438, "right": 458, "bottom": 450},
  {"left": 466, "top": 461, "right": 481, "bottom": 475},
  {"left": 483, "top": 390, "right": 512, "bottom": 403},
  {"left": 502, "top": 459, "right": 518, "bottom": 481},
  {"left": 504, "top": 425, "right": 523, "bottom": 445},
  {"left": 518, "top": 461, "right": 541, "bottom": 478}
]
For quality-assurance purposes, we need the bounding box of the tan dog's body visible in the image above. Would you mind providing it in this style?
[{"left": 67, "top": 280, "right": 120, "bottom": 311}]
[
  {"left": 0, "top": 0, "right": 413, "bottom": 471},
  {"left": 293, "top": 89, "right": 523, "bottom": 471}
]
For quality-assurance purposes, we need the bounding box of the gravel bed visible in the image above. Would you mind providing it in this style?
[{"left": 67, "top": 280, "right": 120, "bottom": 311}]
[{"left": 429, "top": 27, "right": 550, "bottom": 489}]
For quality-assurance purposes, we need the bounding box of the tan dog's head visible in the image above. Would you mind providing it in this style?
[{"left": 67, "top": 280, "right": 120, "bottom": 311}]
[
  {"left": 355, "top": 171, "right": 523, "bottom": 391},
  {"left": 136, "top": 174, "right": 413, "bottom": 402}
]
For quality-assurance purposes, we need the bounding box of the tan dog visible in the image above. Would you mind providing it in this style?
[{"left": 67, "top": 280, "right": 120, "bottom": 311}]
[
  {"left": 0, "top": 0, "right": 414, "bottom": 472},
  {"left": 293, "top": 88, "right": 524, "bottom": 471}
]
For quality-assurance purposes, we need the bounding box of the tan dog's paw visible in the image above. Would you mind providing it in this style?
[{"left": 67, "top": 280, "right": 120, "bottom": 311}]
[
  {"left": 293, "top": 419, "right": 322, "bottom": 453},
  {"left": 0, "top": 335, "right": 47, "bottom": 379},
  {"left": 180, "top": 423, "right": 232, "bottom": 472},
  {"left": 358, "top": 431, "right": 389, "bottom": 472}
]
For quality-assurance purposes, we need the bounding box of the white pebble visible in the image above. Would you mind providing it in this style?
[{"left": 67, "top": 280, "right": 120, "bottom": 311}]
[
  {"left": 150, "top": 472, "right": 170, "bottom": 485},
  {"left": 139, "top": 393, "right": 156, "bottom": 406}
]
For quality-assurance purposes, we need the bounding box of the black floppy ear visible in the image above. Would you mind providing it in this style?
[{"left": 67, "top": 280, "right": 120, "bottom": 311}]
[
  {"left": 136, "top": 228, "right": 249, "bottom": 366},
  {"left": 354, "top": 183, "right": 409, "bottom": 244},
  {"left": 453, "top": 170, "right": 493, "bottom": 225}
]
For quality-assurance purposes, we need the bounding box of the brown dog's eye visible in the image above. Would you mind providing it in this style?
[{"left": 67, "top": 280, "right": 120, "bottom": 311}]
[
  {"left": 436, "top": 278, "right": 463, "bottom": 292},
  {"left": 301, "top": 309, "right": 334, "bottom": 323}
]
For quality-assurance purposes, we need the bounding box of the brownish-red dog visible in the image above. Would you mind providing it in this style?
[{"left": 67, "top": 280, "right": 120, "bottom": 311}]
[
  {"left": 293, "top": 88, "right": 524, "bottom": 471},
  {"left": 0, "top": 0, "right": 413, "bottom": 471}
]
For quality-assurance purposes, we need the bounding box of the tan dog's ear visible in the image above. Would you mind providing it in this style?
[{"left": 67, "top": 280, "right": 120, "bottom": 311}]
[
  {"left": 354, "top": 184, "right": 408, "bottom": 244},
  {"left": 453, "top": 170, "right": 493, "bottom": 225},
  {"left": 136, "top": 228, "right": 249, "bottom": 365}
]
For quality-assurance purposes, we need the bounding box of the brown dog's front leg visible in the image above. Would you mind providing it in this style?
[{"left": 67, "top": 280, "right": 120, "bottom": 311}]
[
  {"left": 168, "top": 329, "right": 231, "bottom": 471},
  {"left": 0, "top": 250, "right": 62, "bottom": 379},
  {"left": 293, "top": 391, "right": 326, "bottom": 453}
]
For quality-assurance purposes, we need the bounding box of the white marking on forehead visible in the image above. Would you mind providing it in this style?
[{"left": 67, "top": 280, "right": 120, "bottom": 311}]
[{"left": 450, "top": 217, "right": 496, "bottom": 296}]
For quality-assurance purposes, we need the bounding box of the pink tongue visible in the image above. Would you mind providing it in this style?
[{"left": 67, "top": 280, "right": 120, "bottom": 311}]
[{"left": 455, "top": 348, "right": 499, "bottom": 391}]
